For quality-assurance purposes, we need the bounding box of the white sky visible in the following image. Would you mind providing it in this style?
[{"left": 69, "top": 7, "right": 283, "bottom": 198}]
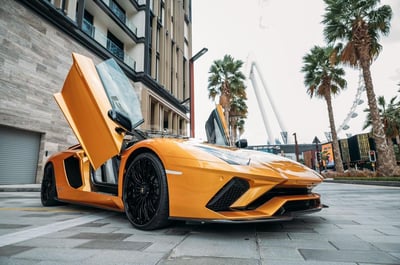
[{"left": 191, "top": 0, "right": 400, "bottom": 145}]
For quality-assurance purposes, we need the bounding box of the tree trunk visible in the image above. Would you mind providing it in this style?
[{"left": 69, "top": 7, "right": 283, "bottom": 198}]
[
  {"left": 219, "top": 82, "right": 232, "bottom": 146},
  {"left": 360, "top": 58, "right": 397, "bottom": 176},
  {"left": 325, "top": 92, "right": 344, "bottom": 173},
  {"left": 387, "top": 137, "right": 396, "bottom": 165}
]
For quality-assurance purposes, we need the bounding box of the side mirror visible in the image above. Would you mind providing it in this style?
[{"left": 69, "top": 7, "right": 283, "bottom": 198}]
[
  {"left": 108, "top": 110, "right": 132, "bottom": 132},
  {"left": 235, "top": 139, "right": 248, "bottom": 148}
]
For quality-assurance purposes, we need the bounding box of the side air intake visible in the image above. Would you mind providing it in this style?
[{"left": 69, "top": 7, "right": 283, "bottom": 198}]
[{"left": 206, "top": 177, "right": 249, "bottom": 211}]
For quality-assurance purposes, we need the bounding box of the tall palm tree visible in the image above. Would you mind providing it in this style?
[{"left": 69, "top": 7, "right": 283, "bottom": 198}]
[
  {"left": 302, "top": 45, "right": 346, "bottom": 173},
  {"left": 208, "top": 55, "right": 247, "bottom": 145},
  {"left": 322, "top": 0, "right": 396, "bottom": 176}
]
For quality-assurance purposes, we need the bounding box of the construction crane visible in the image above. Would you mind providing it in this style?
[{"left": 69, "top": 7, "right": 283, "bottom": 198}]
[{"left": 248, "top": 61, "right": 288, "bottom": 144}]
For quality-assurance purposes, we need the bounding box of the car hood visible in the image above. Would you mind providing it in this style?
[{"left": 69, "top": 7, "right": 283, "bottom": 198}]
[
  {"left": 146, "top": 139, "right": 323, "bottom": 182},
  {"left": 194, "top": 142, "right": 322, "bottom": 180}
]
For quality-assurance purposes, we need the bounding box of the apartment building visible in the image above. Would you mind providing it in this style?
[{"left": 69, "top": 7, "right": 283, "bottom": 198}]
[{"left": 0, "top": 0, "right": 193, "bottom": 184}]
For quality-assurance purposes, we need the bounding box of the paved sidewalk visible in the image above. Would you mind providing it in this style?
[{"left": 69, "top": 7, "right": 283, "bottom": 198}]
[{"left": 0, "top": 183, "right": 399, "bottom": 264}]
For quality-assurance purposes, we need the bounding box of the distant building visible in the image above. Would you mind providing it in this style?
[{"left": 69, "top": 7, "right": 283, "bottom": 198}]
[
  {"left": 249, "top": 144, "right": 316, "bottom": 162},
  {"left": 0, "top": 0, "right": 193, "bottom": 184}
]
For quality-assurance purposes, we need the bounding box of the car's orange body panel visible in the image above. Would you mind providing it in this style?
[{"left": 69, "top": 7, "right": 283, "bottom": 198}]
[{"left": 48, "top": 138, "right": 322, "bottom": 221}]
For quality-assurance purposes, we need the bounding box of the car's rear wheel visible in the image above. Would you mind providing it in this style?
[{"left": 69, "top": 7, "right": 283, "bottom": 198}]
[
  {"left": 41, "top": 163, "right": 61, "bottom": 206},
  {"left": 123, "top": 152, "right": 170, "bottom": 230}
]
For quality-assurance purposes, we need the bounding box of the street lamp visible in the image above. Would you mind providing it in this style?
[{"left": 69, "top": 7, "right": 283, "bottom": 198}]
[
  {"left": 293, "top": 132, "right": 299, "bottom": 162},
  {"left": 189, "top": 47, "right": 208, "bottom": 138}
]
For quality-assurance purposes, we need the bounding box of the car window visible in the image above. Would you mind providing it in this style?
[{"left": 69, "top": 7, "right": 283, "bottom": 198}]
[
  {"left": 205, "top": 106, "right": 230, "bottom": 146},
  {"left": 96, "top": 58, "right": 144, "bottom": 130}
]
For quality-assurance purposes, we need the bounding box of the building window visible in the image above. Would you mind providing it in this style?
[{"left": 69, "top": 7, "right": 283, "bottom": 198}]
[
  {"left": 183, "top": 58, "right": 186, "bottom": 99},
  {"left": 179, "top": 118, "right": 186, "bottom": 136},
  {"left": 110, "top": 0, "right": 126, "bottom": 23},
  {"left": 149, "top": 0, "right": 154, "bottom": 11},
  {"left": 150, "top": 100, "right": 157, "bottom": 130},
  {"left": 107, "top": 31, "right": 124, "bottom": 61},
  {"left": 163, "top": 110, "right": 169, "bottom": 131},
  {"left": 160, "top": 2, "right": 165, "bottom": 26},
  {"left": 156, "top": 56, "right": 160, "bottom": 81},
  {"left": 170, "top": 44, "right": 174, "bottom": 92},
  {"left": 82, "top": 10, "right": 94, "bottom": 37}
]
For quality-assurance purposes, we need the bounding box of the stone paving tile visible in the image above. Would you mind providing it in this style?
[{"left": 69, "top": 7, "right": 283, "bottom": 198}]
[
  {"left": 370, "top": 242, "right": 400, "bottom": 252},
  {"left": 0, "top": 245, "right": 34, "bottom": 256},
  {"left": 83, "top": 249, "right": 166, "bottom": 265},
  {"left": 39, "top": 230, "right": 83, "bottom": 239},
  {"left": 0, "top": 256, "right": 35, "bottom": 265},
  {"left": 0, "top": 224, "right": 30, "bottom": 229},
  {"left": 68, "top": 232, "right": 132, "bottom": 240},
  {"left": 259, "top": 246, "right": 304, "bottom": 262},
  {"left": 76, "top": 222, "right": 109, "bottom": 228},
  {"left": 263, "top": 261, "right": 356, "bottom": 265},
  {"left": 62, "top": 225, "right": 120, "bottom": 234},
  {"left": 258, "top": 238, "right": 336, "bottom": 250},
  {"left": 356, "top": 235, "right": 400, "bottom": 244},
  {"left": 76, "top": 239, "right": 152, "bottom": 250},
  {"left": 125, "top": 233, "right": 187, "bottom": 252},
  {"left": 13, "top": 247, "right": 99, "bottom": 262},
  {"left": 15, "top": 237, "right": 91, "bottom": 249},
  {"left": 329, "top": 239, "right": 379, "bottom": 251},
  {"left": 390, "top": 252, "right": 400, "bottom": 260},
  {"left": 375, "top": 227, "right": 400, "bottom": 236},
  {"left": 161, "top": 256, "right": 260, "bottom": 265},
  {"left": 169, "top": 233, "right": 259, "bottom": 260},
  {"left": 299, "top": 248, "right": 400, "bottom": 264}
]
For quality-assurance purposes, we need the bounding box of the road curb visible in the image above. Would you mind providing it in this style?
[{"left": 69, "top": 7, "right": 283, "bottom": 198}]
[
  {"left": 0, "top": 184, "right": 41, "bottom": 192},
  {"left": 324, "top": 179, "right": 400, "bottom": 187}
]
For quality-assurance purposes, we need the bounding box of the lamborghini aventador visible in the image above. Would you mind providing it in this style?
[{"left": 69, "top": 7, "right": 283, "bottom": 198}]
[{"left": 41, "top": 53, "right": 324, "bottom": 230}]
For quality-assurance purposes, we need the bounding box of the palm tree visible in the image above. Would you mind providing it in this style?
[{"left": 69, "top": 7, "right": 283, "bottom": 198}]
[
  {"left": 230, "top": 95, "right": 248, "bottom": 143},
  {"left": 302, "top": 45, "right": 346, "bottom": 173},
  {"left": 208, "top": 55, "right": 247, "bottom": 145},
  {"left": 364, "top": 94, "right": 400, "bottom": 162},
  {"left": 322, "top": 0, "right": 396, "bottom": 176}
]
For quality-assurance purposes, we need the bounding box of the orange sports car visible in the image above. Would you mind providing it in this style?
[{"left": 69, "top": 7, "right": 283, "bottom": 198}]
[{"left": 41, "top": 53, "right": 324, "bottom": 230}]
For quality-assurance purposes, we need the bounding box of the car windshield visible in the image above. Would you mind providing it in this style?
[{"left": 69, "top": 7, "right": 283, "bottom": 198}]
[
  {"left": 205, "top": 106, "right": 230, "bottom": 146},
  {"left": 96, "top": 58, "right": 143, "bottom": 130}
]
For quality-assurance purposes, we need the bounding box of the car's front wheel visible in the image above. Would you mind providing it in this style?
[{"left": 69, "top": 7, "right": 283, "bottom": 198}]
[
  {"left": 123, "top": 152, "right": 170, "bottom": 230},
  {"left": 41, "top": 163, "right": 62, "bottom": 206}
]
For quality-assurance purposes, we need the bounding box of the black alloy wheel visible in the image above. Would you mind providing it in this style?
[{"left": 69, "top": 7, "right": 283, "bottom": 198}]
[
  {"left": 41, "top": 163, "right": 61, "bottom": 206},
  {"left": 123, "top": 152, "right": 170, "bottom": 230}
]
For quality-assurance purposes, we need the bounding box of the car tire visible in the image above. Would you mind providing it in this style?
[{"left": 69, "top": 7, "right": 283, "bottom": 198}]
[
  {"left": 123, "top": 152, "right": 170, "bottom": 230},
  {"left": 41, "top": 163, "right": 62, "bottom": 206}
]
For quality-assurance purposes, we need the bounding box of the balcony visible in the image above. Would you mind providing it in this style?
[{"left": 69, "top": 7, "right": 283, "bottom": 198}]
[
  {"left": 82, "top": 19, "right": 95, "bottom": 38},
  {"left": 99, "top": 0, "right": 138, "bottom": 36},
  {"left": 93, "top": 30, "right": 136, "bottom": 71},
  {"left": 106, "top": 39, "right": 124, "bottom": 61},
  {"left": 134, "top": 0, "right": 146, "bottom": 5},
  {"left": 109, "top": 1, "right": 126, "bottom": 23}
]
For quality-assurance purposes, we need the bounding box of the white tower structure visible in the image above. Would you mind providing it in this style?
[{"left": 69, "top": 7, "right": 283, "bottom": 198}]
[
  {"left": 337, "top": 71, "right": 365, "bottom": 135},
  {"left": 248, "top": 61, "right": 288, "bottom": 144}
]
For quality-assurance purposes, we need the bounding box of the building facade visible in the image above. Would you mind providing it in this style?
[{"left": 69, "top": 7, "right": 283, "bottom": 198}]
[{"left": 0, "top": 0, "right": 193, "bottom": 184}]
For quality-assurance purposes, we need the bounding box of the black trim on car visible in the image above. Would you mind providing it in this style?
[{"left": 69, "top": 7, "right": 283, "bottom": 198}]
[
  {"left": 206, "top": 177, "right": 250, "bottom": 211},
  {"left": 64, "top": 156, "right": 83, "bottom": 188}
]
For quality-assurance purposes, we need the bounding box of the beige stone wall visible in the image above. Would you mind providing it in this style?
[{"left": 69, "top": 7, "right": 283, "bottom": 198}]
[{"left": 0, "top": 0, "right": 103, "bottom": 182}]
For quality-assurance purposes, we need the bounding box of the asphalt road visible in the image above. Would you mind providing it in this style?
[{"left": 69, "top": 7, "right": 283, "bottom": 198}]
[{"left": 0, "top": 182, "right": 399, "bottom": 265}]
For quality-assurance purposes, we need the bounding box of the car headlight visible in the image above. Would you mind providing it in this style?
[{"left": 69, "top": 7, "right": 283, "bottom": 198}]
[{"left": 197, "top": 146, "right": 250, "bottom": 165}]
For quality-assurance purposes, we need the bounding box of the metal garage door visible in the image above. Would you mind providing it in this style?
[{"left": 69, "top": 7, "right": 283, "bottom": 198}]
[{"left": 0, "top": 126, "right": 41, "bottom": 184}]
